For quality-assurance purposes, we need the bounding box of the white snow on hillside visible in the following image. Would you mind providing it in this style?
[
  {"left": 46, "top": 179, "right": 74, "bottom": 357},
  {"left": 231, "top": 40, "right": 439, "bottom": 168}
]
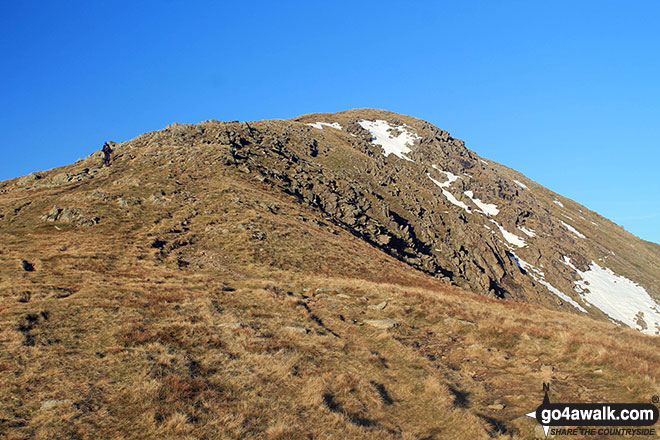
[
  {"left": 430, "top": 166, "right": 459, "bottom": 187},
  {"left": 513, "top": 180, "right": 528, "bottom": 190},
  {"left": 509, "top": 252, "right": 586, "bottom": 312},
  {"left": 307, "top": 122, "right": 343, "bottom": 130},
  {"left": 490, "top": 220, "right": 526, "bottom": 248},
  {"left": 569, "top": 260, "right": 660, "bottom": 335},
  {"left": 562, "top": 255, "right": 576, "bottom": 270},
  {"left": 560, "top": 220, "right": 586, "bottom": 239},
  {"left": 538, "top": 278, "right": 587, "bottom": 313},
  {"left": 553, "top": 200, "right": 564, "bottom": 208},
  {"left": 358, "top": 119, "right": 419, "bottom": 161},
  {"left": 464, "top": 190, "right": 499, "bottom": 216},
  {"left": 427, "top": 172, "right": 471, "bottom": 213},
  {"left": 519, "top": 227, "right": 537, "bottom": 238}
]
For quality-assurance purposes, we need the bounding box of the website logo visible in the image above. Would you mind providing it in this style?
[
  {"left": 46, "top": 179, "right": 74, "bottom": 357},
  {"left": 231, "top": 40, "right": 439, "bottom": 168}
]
[{"left": 525, "top": 384, "right": 658, "bottom": 437}]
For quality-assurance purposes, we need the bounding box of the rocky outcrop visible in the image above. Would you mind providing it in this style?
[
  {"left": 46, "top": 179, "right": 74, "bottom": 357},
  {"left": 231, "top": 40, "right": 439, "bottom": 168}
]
[{"left": 42, "top": 205, "right": 99, "bottom": 226}]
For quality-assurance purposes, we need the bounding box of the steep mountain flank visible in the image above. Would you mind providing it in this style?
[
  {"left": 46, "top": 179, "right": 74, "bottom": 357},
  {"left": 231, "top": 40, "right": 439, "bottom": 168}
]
[{"left": 3, "top": 109, "right": 659, "bottom": 334}]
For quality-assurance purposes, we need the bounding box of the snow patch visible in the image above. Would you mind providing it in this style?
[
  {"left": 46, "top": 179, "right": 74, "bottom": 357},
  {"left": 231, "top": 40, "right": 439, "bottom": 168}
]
[
  {"left": 560, "top": 220, "right": 586, "bottom": 239},
  {"left": 358, "top": 119, "right": 419, "bottom": 162},
  {"left": 480, "top": 159, "right": 489, "bottom": 165},
  {"left": 509, "top": 253, "right": 586, "bottom": 312},
  {"left": 307, "top": 122, "right": 343, "bottom": 130},
  {"left": 562, "top": 256, "right": 577, "bottom": 270},
  {"left": 519, "top": 227, "right": 537, "bottom": 238},
  {"left": 442, "top": 190, "right": 471, "bottom": 213},
  {"left": 573, "top": 262, "right": 660, "bottom": 335},
  {"left": 427, "top": 170, "right": 470, "bottom": 213},
  {"left": 464, "top": 190, "right": 499, "bottom": 216},
  {"left": 513, "top": 180, "right": 528, "bottom": 190},
  {"left": 430, "top": 166, "right": 459, "bottom": 188},
  {"left": 490, "top": 220, "right": 526, "bottom": 248},
  {"left": 538, "top": 278, "right": 588, "bottom": 313},
  {"left": 553, "top": 200, "right": 564, "bottom": 208}
]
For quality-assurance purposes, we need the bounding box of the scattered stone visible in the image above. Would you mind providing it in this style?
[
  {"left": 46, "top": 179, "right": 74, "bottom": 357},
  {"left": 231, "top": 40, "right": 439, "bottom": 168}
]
[
  {"left": 336, "top": 294, "right": 351, "bottom": 299},
  {"left": 444, "top": 317, "right": 476, "bottom": 326},
  {"left": 364, "top": 319, "right": 399, "bottom": 329},
  {"left": 316, "top": 288, "right": 343, "bottom": 295},
  {"left": 43, "top": 205, "right": 63, "bottom": 221},
  {"left": 284, "top": 326, "right": 309, "bottom": 334},
  {"left": 59, "top": 207, "right": 79, "bottom": 222},
  {"left": 149, "top": 194, "right": 165, "bottom": 204},
  {"left": 40, "top": 399, "right": 72, "bottom": 410},
  {"left": 368, "top": 301, "right": 387, "bottom": 310},
  {"left": 91, "top": 191, "right": 109, "bottom": 201},
  {"left": 488, "top": 403, "right": 505, "bottom": 410}
]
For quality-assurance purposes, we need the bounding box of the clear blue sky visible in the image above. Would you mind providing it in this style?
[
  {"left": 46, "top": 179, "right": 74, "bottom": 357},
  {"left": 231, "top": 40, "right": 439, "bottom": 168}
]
[{"left": 1, "top": 1, "right": 658, "bottom": 243}]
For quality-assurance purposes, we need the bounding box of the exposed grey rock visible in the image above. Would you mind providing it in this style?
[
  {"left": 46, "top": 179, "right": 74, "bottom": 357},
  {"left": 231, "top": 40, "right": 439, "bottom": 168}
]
[
  {"left": 42, "top": 205, "right": 97, "bottom": 226},
  {"left": 284, "top": 326, "right": 309, "bottom": 334},
  {"left": 368, "top": 301, "right": 387, "bottom": 310},
  {"left": 91, "top": 191, "right": 109, "bottom": 201},
  {"left": 316, "top": 288, "right": 343, "bottom": 295},
  {"left": 16, "top": 172, "right": 42, "bottom": 187},
  {"left": 40, "top": 399, "right": 72, "bottom": 410},
  {"left": 444, "top": 317, "right": 476, "bottom": 326},
  {"left": 44, "top": 205, "right": 62, "bottom": 220},
  {"left": 59, "top": 207, "right": 79, "bottom": 222},
  {"left": 364, "top": 318, "right": 399, "bottom": 329}
]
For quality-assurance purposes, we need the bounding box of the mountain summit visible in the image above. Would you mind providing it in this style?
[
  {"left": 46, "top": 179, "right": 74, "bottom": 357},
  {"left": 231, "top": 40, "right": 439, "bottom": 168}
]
[
  {"left": 4, "top": 108, "right": 660, "bottom": 332},
  {"left": 1, "top": 109, "right": 659, "bottom": 438}
]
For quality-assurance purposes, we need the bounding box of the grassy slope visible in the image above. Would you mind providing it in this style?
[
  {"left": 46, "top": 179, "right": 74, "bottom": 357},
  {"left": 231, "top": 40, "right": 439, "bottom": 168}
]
[{"left": 1, "top": 138, "right": 659, "bottom": 439}]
